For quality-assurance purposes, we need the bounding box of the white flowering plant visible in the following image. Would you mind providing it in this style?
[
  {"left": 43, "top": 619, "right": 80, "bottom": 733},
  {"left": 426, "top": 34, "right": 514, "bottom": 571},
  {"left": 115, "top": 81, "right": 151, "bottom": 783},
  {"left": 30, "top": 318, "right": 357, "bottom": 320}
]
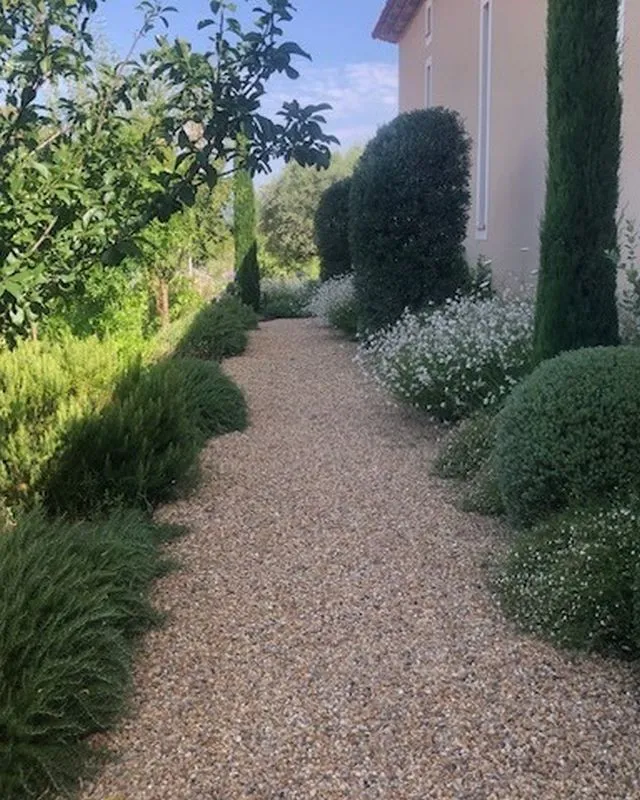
[
  {"left": 306, "top": 274, "right": 358, "bottom": 338},
  {"left": 260, "top": 277, "right": 317, "bottom": 319},
  {"left": 357, "top": 294, "right": 534, "bottom": 422},
  {"left": 494, "top": 502, "right": 640, "bottom": 656}
]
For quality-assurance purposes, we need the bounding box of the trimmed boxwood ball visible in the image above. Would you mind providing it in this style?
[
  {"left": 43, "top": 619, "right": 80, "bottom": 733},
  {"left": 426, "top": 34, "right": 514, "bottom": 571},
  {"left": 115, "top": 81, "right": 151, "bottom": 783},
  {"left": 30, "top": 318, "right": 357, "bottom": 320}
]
[
  {"left": 315, "top": 177, "right": 352, "bottom": 281},
  {"left": 495, "top": 346, "right": 640, "bottom": 526},
  {"left": 350, "top": 108, "right": 471, "bottom": 331}
]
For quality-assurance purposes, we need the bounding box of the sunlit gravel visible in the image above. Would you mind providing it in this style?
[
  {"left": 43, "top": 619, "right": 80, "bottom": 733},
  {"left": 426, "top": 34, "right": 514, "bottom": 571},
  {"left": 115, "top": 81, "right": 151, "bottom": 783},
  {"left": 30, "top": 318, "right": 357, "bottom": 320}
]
[{"left": 80, "top": 318, "right": 640, "bottom": 800}]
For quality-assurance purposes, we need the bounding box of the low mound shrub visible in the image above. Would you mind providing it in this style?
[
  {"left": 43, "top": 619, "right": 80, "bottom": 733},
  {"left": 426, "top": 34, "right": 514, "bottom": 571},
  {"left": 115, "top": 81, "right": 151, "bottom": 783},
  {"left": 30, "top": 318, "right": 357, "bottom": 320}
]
[
  {"left": 43, "top": 360, "right": 201, "bottom": 514},
  {"left": 358, "top": 295, "right": 533, "bottom": 421},
  {"left": 494, "top": 502, "right": 640, "bottom": 656},
  {"left": 307, "top": 275, "right": 359, "bottom": 337},
  {"left": 175, "top": 297, "right": 252, "bottom": 361},
  {"left": 434, "top": 412, "right": 497, "bottom": 479},
  {"left": 350, "top": 108, "right": 471, "bottom": 331},
  {"left": 461, "top": 459, "right": 504, "bottom": 516},
  {"left": 495, "top": 346, "right": 640, "bottom": 526},
  {"left": 0, "top": 510, "right": 180, "bottom": 800},
  {"left": 260, "top": 278, "right": 316, "bottom": 319},
  {"left": 315, "top": 178, "right": 352, "bottom": 281}
]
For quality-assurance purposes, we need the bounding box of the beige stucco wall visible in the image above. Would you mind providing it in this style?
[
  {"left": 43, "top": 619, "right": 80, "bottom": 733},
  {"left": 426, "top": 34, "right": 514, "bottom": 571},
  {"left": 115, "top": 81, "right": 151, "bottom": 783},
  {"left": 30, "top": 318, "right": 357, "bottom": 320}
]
[{"left": 396, "top": 0, "right": 638, "bottom": 291}]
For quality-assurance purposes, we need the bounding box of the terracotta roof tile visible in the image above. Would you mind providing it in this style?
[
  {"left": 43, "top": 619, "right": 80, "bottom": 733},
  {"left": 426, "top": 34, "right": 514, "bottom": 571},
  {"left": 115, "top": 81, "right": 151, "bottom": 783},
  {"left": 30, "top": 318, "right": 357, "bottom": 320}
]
[{"left": 373, "top": 0, "right": 423, "bottom": 43}]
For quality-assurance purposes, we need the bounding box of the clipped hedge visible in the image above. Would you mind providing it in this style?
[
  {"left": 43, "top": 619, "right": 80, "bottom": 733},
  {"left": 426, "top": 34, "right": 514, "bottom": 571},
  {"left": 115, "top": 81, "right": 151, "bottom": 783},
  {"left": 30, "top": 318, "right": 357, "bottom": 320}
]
[
  {"left": 0, "top": 510, "right": 180, "bottom": 800},
  {"left": 350, "top": 108, "right": 471, "bottom": 331},
  {"left": 496, "top": 346, "right": 640, "bottom": 526},
  {"left": 315, "top": 177, "right": 352, "bottom": 281}
]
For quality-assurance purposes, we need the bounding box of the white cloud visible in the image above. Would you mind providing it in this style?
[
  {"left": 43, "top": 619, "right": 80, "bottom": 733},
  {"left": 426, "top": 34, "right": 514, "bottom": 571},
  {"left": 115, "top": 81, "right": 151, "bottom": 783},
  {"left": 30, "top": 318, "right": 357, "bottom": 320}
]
[{"left": 263, "top": 61, "right": 398, "bottom": 150}]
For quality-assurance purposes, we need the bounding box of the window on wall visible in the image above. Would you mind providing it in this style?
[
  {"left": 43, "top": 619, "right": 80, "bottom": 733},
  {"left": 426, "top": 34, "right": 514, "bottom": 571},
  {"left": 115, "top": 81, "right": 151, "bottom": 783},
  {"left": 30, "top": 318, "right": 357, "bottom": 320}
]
[
  {"left": 425, "top": 0, "right": 433, "bottom": 46},
  {"left": 476, "top": 0, "right": 492, "bottom": 237},
  {"left": 618, "top": 0, "right": 626, "bottom": 58},
  {"left": 425, "top": 56, "right": 433, "bottom": 107}
]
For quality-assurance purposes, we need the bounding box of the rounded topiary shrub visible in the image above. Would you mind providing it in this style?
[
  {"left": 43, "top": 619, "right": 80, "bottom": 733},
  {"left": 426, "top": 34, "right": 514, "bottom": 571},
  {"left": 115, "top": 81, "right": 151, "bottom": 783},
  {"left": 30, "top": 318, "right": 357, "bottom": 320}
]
[
  {"left": 495, "top": 346, "right": 640, "bottom": 526},
  {"left": 350, "top": 108, "right": 471, "bottom": 331},
  {"left": 315, "top": 177, "right": 352, "bottom": 281}
]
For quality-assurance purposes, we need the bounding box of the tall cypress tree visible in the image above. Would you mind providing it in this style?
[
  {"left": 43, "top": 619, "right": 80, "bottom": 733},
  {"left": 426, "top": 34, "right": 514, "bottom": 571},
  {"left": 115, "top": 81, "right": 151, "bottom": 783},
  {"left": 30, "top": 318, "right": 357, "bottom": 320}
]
[
  {"left": 534, "top": 0, "right": 621, "bottom": 362},
  {"left": 234, "top": 136, "right": 260, "bottom": 312}
]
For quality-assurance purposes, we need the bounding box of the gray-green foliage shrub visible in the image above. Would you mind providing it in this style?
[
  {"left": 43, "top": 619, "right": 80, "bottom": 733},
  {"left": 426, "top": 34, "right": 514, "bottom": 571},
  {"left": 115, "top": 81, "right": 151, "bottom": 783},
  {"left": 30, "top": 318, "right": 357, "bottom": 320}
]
[
  {"left": 350, "top": 108, "right": 471, "bottom": 331},
  {"left": 315, "top": 177, "right": 352, "bottom": 281},
  {"left": 494, "top": 502, "right": 640, "bottom": 656},
  {"left": 496, "top": 347, "right": 640, "bottom": 526},
  {"left": 433, "top": 412, "right": 497, "bottom": 479},
  {"left": 175, "top": 296, "right": 253, "bottom": 361},
  {"left": 0, "top": 337, "right": 127, "bottom": 509},
  {"left": 0, "top": 510, "right": 180, "bottom": 800}
]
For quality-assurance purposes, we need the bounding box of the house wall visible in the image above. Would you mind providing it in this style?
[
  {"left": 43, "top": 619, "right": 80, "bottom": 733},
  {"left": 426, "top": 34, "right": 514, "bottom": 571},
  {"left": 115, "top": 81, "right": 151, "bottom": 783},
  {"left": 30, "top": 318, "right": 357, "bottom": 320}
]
[{"left": 396, "top": 0, "right": 637, "bottom": 291}]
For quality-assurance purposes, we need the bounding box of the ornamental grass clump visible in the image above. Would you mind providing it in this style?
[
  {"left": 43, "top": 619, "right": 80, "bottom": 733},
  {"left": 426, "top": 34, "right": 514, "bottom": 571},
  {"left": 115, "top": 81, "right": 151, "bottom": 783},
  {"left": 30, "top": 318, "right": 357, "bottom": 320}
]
[
  {"left": 306, "top": 274, "right": 358, "bottom": 337},
  {"left": 358, "top": 295, "right": 534, "bottom": 422},
  {"left": 0, "top": 510, "right": 180, "bottom": 800},
  {"left": 494, "top": 502, "right": 640, "bottom": 657}
]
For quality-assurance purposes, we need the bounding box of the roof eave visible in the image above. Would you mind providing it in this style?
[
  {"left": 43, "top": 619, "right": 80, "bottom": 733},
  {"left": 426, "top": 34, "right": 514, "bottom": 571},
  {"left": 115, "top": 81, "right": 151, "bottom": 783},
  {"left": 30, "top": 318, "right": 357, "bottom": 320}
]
[{"left": 372, "top": 0, "right": 421, "bottom": 44}]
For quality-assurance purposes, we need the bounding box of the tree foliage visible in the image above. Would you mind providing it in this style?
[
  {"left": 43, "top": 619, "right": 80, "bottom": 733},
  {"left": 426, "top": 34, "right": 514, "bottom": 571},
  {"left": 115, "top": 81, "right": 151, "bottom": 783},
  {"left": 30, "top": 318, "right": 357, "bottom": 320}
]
[
  {"left": 234, "top": 136, "right": 260, "bottom": 311},
  {"left": 0, "top": 0, "right": 338, "bottom": 338},
  {"left": 259, "top": 147, "right": 360, "bottom": 272},
  {"left": 315, "top": 177, "right": 352, "bottom": 281},
  {"left": 534, "top": 0, "right": 621, "bottom": 361},
  {"left": 350, "top": 109, "right": 471, "bottom": 331}
]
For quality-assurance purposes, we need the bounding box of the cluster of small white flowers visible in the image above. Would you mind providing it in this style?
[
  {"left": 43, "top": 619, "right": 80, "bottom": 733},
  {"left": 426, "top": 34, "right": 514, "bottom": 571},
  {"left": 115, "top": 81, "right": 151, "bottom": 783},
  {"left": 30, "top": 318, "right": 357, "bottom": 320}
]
[
  {"left": 495, "top": 504, "right": 640, "bottom": 651},
  {"left": 306, "top": 275, "right": 356, "bottom": 324},
  {"left": 356, "top": 294, "right": 534, "bottom": 421}
]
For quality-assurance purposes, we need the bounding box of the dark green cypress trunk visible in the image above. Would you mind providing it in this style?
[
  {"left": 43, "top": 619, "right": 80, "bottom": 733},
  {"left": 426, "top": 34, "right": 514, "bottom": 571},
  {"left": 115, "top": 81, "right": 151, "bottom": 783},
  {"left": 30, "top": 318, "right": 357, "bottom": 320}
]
[
  {"left": 234, "top": 137, "right": 260, "bottom": 312},
  {"left": 534, "top": 0, "right": 621, "bottom": 362}
]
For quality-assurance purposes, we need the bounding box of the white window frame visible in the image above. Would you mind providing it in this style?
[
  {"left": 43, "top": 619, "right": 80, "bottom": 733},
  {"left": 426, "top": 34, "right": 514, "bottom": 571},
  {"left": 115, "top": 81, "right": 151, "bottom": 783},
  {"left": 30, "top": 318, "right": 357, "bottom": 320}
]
[
  {"left": 476, "top": 0, "right": 493, "bottom": 239},
  {"left": 425, "top": 56, "right": 433, "bottom": 108},
  {"left": 618, "top": 0, "right": 626, "bottom": 64},
  {"left": 425, "top": 0, "right": 434, "bottom": 47}
]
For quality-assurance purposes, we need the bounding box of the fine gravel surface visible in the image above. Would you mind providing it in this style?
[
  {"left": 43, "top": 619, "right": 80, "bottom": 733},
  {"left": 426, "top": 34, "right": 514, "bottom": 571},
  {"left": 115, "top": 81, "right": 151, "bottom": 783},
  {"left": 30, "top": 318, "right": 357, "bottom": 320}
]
[{"left": 80, "top": 318, "right": 640, "bottom": 800}]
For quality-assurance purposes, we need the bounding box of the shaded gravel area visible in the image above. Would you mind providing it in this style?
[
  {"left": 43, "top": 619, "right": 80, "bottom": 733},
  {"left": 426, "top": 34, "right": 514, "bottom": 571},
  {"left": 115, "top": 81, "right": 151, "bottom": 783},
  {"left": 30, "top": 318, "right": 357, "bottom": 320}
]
[{"left": 81, "top": 318, "right": 640, "bottom": 799}]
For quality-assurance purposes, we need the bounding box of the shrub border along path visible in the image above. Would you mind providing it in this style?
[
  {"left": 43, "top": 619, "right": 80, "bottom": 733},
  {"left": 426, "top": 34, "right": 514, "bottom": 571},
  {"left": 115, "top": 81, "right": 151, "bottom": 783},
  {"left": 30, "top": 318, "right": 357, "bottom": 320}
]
[{"left": 80, "top": 319, "right": 640, "bottom": 799}]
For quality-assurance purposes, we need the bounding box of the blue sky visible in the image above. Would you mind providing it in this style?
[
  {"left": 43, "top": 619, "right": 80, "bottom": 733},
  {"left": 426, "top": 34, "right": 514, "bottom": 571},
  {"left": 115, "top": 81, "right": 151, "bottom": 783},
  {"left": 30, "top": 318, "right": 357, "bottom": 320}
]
[{"left": 95, "top": 0, "right": 399, "bottom": 154}]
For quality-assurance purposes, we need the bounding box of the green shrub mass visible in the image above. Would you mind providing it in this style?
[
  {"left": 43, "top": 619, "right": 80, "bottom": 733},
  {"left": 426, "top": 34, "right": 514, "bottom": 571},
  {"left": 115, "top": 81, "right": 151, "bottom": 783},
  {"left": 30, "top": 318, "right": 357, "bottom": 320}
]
[
  {"left": 315, "top": 177, "right": 352, "bottom": 282},
  {"left": 349, "top": 108, "right": 471, "bottom": 331},
  {"left": 0, "top": 510, "right": 181, "bottom": 800},
  {"left": 494, "top": 502, "right": 640, "bottom": 656},
  {"left": 175, "top": 296, "right": 252, "bottom": 361},
  {"left": 234, "top": 137, "right": 261, "bottom": 311},
  {"left": 44, "top": 360, "right": 201, "bottom": 514},
  {"left": 434, "top": 412, "right": 497, "bottom": 480},
  {"left": 496, "top": 347, "right": 640, "bottom": 526},
  {"left": 534, "top": 0, "right": 620, "bottom": 362},
  {"left": 260, "top": 278, "right": 316, "bottom": 319},
  {"left": 0, "top": 338, "right": 128, "bottom": 509},
  {"left": 167, "top": 357, "right": 248, "bottom": 439},
  {"left": 44, "top": 354, "right": 247, "bottom": 515}
]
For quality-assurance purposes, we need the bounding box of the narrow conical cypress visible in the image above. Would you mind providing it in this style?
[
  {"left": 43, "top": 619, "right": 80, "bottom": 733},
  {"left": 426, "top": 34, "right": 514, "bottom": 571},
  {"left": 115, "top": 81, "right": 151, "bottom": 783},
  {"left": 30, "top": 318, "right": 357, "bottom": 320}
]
[
  {"left": 534, "top": 0, "right": 621, "bottom": 362},
  {"left": 234, "top": 136, "right": 260, "bottom": 312}
]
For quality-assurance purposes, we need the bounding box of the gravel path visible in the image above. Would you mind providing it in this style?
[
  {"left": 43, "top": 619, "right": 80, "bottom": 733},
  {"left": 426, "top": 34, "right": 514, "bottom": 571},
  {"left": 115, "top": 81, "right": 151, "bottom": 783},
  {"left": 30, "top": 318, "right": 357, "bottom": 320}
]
[{"left": 81, "top": 318, "right": 640, "bottom": 799}]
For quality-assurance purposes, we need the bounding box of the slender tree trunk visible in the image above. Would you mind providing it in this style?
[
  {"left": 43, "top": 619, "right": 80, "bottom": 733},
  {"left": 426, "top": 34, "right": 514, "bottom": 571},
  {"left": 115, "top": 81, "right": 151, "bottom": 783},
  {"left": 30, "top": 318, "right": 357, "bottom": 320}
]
[{"left": 156, "top": 278, "right": 170, "bottom": 328}]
